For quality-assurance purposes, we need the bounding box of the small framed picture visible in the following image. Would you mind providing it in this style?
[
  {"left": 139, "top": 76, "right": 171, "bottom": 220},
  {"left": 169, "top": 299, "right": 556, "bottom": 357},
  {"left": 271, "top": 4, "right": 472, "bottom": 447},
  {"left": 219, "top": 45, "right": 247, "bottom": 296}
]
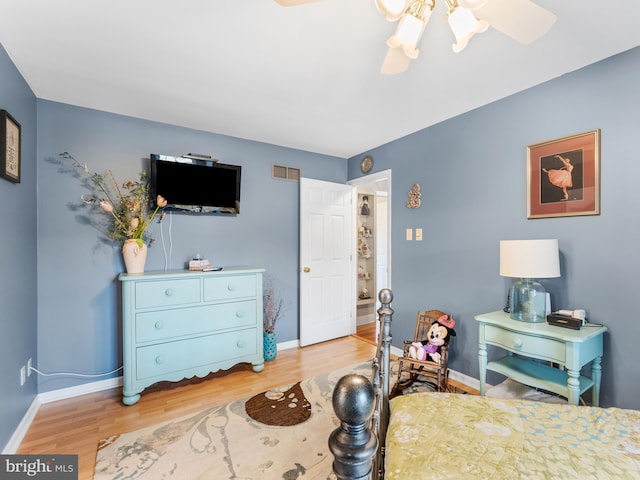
[
  {"left": 1, "top": 110, "right": 21, "bottom": 184},
  {"left": 527, "top": 129, "right": 600, "bottom": 219}
]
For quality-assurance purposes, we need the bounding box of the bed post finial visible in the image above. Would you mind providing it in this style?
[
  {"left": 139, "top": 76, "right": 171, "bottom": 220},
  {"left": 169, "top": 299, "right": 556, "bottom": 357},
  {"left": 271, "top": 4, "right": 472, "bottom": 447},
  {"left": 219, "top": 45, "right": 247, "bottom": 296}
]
[
  {"left": 329, "top": 374, "right": 378, "bottom": 480},
  {"left": 378, "top": 287, "right": 393, "bottom": 306}
]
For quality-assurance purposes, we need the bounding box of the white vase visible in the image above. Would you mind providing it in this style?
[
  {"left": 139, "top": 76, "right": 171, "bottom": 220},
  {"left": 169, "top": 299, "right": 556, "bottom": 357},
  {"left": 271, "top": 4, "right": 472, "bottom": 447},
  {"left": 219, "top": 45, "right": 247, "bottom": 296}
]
[{"left": 122, "top": 239, "right": 147, "bottom": 274}]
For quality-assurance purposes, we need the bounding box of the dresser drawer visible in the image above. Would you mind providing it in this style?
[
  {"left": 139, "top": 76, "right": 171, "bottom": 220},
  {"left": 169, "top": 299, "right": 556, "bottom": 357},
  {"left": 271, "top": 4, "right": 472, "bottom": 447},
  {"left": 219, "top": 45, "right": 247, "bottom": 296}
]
[
  {"left": 136, "top": 328, "right": 258, "bottom": 380},
  {"left": 135, "top": 300, "right": 257, "bottom": 343},
  {"left": 204, "top": 275, "right": 256, "bottom": 301},
  {"left": 135, "top": 278, "right": 201, "bottom": 309},
  {"left": 484, "top": 324, "right": 566, "bottom": 364}
]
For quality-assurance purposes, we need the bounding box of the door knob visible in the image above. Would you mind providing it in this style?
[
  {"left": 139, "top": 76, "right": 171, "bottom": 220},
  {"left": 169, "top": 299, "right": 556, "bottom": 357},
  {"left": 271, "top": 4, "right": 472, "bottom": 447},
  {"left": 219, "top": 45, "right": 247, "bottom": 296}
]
[{"left": 303, "top": 267, "right": 311, "bottom": 273}]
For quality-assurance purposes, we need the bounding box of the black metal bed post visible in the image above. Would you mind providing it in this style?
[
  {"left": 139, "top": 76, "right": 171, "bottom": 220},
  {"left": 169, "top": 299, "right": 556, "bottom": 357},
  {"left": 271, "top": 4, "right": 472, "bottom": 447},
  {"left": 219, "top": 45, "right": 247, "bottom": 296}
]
[
  {"left": 329, "top": 374, "right": 377, "bottom": 480},
  {"left": 374, "top": 288, "right": 393, "bottom": 480},
  {"left": 329, "top": 289, "right": 393, "bottom": 480}
]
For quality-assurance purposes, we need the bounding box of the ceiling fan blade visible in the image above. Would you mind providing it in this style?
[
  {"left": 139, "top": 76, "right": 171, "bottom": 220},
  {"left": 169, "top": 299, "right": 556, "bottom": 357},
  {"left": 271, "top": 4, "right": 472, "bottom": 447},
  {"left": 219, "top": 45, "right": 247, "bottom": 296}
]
[
  {"left": 463, "top": 0, "right": 556, "bottom": 44},
  {"left": 381, "top": 47, "right": 412, "bottom": 75},
  {"left": 274, "top": 0, "right": 325, "bottom": 6}
]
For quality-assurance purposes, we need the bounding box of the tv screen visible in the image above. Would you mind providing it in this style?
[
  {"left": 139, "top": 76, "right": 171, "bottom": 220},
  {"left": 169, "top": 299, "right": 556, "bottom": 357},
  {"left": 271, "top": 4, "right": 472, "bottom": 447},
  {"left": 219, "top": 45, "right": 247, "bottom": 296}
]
[{"left": 150, "top": 154, "right": 241, "bottom": 214}]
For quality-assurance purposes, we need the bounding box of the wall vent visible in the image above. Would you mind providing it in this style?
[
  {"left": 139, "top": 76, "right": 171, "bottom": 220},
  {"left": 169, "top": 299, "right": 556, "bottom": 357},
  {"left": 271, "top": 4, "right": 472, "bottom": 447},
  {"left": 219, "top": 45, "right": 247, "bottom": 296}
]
[{"left": 272, "top": 164, "right": 301, "bottom": 182}]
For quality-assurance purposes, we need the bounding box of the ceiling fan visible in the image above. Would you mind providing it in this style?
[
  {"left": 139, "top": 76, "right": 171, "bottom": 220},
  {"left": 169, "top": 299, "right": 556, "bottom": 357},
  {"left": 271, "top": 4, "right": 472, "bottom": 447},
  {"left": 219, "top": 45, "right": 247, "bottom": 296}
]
[{"left": 274, "top": 0, "right": 556, "bottom": 74}]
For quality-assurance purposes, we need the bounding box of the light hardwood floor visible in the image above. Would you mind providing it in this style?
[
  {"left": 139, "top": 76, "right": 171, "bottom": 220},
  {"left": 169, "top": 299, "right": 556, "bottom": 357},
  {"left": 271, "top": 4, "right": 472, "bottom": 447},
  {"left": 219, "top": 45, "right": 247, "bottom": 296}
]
[{"left": 17, "top": 335, "right": 377, "bottom": 480}]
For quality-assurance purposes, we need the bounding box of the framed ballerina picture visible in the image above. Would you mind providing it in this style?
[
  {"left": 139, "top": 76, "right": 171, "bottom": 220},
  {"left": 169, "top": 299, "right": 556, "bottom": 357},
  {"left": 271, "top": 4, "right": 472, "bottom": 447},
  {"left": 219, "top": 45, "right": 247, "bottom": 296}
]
[{"left": 527, "top": 129, "right": 600, "bottom": 219}]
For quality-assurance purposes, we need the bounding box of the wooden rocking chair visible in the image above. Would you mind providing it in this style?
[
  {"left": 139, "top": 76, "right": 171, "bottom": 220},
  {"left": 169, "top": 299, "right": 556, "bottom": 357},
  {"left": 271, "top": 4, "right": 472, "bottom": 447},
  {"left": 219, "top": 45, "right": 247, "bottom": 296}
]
[{"left": 395, "top": 309, "right": 455, "bottom": 393}]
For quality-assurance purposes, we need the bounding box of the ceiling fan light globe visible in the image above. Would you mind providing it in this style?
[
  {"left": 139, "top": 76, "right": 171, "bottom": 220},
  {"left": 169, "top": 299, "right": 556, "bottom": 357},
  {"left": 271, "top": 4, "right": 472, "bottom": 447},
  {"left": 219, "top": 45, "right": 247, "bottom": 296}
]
[
  {"left": 387, "top": 10, "right": 430, "bottom": 58},
  {"left": 375, "top": 0, "right": 410, "bottom": 21},
  {"left": 448, "top": 7, "right": 486, "bottom": 35},
  {"left": 448, "top": 7, "right": 489, "bottom": 52},
  {"left": 387, "top": 35, "right": 420, "bottom": 59}
]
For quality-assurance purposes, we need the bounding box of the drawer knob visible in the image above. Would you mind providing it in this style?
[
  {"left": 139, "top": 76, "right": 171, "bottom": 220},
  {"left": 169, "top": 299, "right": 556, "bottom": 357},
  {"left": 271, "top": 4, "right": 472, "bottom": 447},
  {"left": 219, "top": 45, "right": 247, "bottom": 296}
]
[
  {"left": 155, "top": 355, "right": 165, "bottom": 365},
  {"left": 236, "top": 340, "right": 245, "bottom": 348},
  {"left": 514, "top": 338, "right": 523, "bottom": 349},
  {"left": 235, "top": 310, "right": 245, "bottom": 318},
  {"left": 164, "top": 288, "right": 174, "bottom": 297},
  {"left": 227, "top": 283, "right": 236, "bottom": 291},
  {"left": 154, "top": 321, "right": 164, "bottom": 330}
]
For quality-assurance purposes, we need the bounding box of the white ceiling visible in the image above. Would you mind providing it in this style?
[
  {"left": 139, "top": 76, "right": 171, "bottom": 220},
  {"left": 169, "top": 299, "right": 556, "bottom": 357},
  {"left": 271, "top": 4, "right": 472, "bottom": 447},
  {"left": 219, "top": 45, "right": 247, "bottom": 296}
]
[{"left": 1, "top": 0, "right": 639, "bottom": 158}]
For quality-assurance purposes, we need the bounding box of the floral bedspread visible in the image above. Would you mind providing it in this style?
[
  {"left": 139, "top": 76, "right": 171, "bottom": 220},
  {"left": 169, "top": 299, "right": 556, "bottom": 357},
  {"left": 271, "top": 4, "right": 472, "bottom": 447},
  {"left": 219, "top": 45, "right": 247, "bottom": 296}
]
[{"left": 385, "top": 393, "right": 640, "bottom": 479}]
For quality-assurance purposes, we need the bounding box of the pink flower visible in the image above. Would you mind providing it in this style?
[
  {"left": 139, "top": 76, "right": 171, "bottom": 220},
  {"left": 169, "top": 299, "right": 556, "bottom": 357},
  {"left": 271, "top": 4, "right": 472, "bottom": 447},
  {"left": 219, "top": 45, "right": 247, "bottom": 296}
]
[{"left": 157, "top": 195, "right": 167, "bottom": 207}]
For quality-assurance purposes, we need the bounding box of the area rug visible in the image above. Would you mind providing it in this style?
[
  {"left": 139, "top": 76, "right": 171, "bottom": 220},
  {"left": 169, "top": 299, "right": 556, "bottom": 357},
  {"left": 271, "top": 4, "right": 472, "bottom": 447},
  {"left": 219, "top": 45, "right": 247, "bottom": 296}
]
[{"left": 94, "top": 361, "right": 374, "bottom": 479}]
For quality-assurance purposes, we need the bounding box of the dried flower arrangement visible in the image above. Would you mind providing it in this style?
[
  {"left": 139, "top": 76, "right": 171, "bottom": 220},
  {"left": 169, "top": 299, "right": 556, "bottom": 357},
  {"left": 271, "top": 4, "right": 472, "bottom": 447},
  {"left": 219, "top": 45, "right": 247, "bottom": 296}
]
[
  {"left": 58, "top": 152, "right": 167, "bottom": 247},
  {"left": 263, "top": 278, "right": 286, "bottom": 334}
]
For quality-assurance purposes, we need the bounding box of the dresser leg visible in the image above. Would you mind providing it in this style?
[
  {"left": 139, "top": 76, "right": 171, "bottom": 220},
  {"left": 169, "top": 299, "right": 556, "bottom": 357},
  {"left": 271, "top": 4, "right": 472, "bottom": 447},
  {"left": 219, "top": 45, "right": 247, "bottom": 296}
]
[
  {"left": 252, "top": 361, "right": 265, "bottom": 373},
  {"left": 122, "top": 393, "right": 141, "bottom": 406}
]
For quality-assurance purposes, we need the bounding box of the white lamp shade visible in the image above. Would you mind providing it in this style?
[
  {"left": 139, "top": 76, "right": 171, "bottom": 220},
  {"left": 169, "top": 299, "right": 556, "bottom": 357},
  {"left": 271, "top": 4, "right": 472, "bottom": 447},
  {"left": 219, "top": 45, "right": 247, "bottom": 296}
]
[{"left": 500, "top": 239, "right": 560, "bottom": 279}]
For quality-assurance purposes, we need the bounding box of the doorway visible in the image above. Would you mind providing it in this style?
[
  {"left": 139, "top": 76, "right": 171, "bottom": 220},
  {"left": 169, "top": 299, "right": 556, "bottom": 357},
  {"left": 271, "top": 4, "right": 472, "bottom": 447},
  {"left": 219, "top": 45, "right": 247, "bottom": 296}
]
[{"left": 349, "top": 170, "right": 392, "bottom": 335}]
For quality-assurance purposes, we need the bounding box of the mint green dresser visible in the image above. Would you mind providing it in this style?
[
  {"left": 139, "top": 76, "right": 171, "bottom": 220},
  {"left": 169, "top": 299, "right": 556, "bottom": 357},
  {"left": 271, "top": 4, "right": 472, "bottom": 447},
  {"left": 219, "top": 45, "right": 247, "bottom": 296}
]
[
  {"left": 120, "top": 267, "right": 265, "bottom": 405},
  {"left": 476, "top": 311, "right": 607, "bottom": 406}
]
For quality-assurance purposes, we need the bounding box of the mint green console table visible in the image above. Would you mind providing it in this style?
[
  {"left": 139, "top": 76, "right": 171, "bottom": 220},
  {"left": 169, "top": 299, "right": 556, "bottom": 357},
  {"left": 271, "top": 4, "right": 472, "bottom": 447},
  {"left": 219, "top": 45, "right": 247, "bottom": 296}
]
[
  {"left": 475, "top": 311, "right": 607, "bottom": 406},
  {"left": 120, "top": 267, "right": 265, "bottom": 405}
]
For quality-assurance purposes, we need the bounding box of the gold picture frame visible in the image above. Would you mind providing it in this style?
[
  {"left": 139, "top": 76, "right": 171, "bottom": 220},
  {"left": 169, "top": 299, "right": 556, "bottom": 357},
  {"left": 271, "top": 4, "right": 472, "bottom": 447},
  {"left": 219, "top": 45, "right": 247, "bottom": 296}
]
[
  {"left": 527, "top": 129, "right": 600, "bottom": 219},
  {"left": 1, "top": 110, "right": 21, "bottom": 184}
]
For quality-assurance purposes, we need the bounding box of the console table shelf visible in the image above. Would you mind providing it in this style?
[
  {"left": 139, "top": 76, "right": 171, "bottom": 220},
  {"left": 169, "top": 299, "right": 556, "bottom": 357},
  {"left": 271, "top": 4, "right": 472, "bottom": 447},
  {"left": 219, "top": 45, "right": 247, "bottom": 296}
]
[{"left": 487, "top": 355, "right": 594, "bottom": 399}]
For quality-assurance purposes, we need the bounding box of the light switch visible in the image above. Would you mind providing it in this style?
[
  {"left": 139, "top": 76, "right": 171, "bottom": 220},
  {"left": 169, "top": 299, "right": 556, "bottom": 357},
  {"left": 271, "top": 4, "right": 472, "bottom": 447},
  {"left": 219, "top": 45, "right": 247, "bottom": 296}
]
[
  {"left": 406, "top": 228, "right": 413, "bottom": 241},
  {"left": 416, "top": 228, "right": 423, "bottom": 241}
]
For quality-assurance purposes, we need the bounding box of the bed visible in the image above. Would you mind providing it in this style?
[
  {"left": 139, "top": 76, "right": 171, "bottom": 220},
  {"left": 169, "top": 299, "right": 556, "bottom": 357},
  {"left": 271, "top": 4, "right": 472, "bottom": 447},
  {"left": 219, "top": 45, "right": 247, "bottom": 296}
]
[{"left": 329, "top": 289, "right": 640, "bottom": 479}]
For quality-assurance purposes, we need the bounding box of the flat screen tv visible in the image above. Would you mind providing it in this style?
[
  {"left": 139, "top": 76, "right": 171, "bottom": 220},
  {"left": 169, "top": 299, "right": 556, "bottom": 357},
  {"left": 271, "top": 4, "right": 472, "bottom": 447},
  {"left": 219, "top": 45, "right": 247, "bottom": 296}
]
[{"left": 150, "top": 154, "right": 241, "bottom": 215}]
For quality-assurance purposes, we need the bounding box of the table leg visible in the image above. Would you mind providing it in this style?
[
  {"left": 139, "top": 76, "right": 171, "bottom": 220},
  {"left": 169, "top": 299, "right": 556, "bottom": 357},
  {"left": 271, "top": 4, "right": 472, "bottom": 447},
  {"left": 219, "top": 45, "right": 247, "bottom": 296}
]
[
  {"left": 566, "top": 369, "right": 581, "bottom": 405},
  {"left": 479, "top": 341, "right": 487, "bottom": 396},
  {"left": 591, "top": 356, "right": 602, "bottom": 407}
]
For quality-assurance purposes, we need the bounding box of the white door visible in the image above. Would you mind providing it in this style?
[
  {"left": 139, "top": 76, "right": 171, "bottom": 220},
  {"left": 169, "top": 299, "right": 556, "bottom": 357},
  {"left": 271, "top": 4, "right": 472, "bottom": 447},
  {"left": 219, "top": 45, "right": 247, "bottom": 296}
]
[{"left": 300, "top": 178, "right": 355, "bottom": 346}]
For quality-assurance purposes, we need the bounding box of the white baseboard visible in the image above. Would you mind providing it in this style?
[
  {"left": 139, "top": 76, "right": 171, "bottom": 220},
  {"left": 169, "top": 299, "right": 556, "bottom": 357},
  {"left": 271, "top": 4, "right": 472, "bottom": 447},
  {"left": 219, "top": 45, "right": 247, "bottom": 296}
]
[
  {"left": 2, "top": 397, "right": 40, "bottom": 454},
  {"left": 277, "top": 339, "right": 299, "bottom": 351},
  {"left": 449, "top": 369, "right": 482, "bottom": 391},
  {"left": 2, "top": 377, "right": 123, "bottom": 453},
  {"left": 38, "top": 376, "right": 123, "bottom": 404}
]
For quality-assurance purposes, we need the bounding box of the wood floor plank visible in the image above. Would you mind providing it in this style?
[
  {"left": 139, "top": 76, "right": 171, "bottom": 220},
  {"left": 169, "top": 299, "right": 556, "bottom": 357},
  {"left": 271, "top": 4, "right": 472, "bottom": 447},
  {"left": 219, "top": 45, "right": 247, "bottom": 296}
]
[{"left": 17, "top": 335, "right": 377, "bottom": 480}]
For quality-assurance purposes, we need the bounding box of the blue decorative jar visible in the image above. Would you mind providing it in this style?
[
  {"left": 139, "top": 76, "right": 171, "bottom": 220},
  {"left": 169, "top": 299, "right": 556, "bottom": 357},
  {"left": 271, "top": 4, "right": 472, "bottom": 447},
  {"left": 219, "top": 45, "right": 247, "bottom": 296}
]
[{"left": 264, "top": 332, "right": 277, "bottom": 361}]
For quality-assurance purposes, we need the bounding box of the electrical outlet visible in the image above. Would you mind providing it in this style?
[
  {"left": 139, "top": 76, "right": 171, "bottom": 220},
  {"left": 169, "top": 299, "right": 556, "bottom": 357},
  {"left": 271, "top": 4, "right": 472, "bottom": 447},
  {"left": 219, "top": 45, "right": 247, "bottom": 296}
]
[
  {"left": 27, "top": 358, "right": 32, "bottom": 377},
  {"left": 20, "top": 366, "right": 26, "bottom": 386}
]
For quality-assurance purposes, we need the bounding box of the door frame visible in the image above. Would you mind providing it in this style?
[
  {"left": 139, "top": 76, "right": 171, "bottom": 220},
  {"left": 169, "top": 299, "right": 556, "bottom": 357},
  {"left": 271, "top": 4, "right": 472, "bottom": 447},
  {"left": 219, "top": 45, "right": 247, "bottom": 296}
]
[{"left": 348, "top": 169, "right": 392, "bottom": 318}]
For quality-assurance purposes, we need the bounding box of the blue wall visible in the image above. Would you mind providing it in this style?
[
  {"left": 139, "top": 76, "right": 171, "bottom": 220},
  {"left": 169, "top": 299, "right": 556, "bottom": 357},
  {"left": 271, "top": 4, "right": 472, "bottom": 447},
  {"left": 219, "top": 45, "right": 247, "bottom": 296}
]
[
  {"left": 349, "top": 47, "right": 640, "bottom": 410},
  {"left": 0, "top": 44, "right": 38, "bottom": 450},
  {"left": 35, "top": 100, "right": 347, "bottom": 393}
]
